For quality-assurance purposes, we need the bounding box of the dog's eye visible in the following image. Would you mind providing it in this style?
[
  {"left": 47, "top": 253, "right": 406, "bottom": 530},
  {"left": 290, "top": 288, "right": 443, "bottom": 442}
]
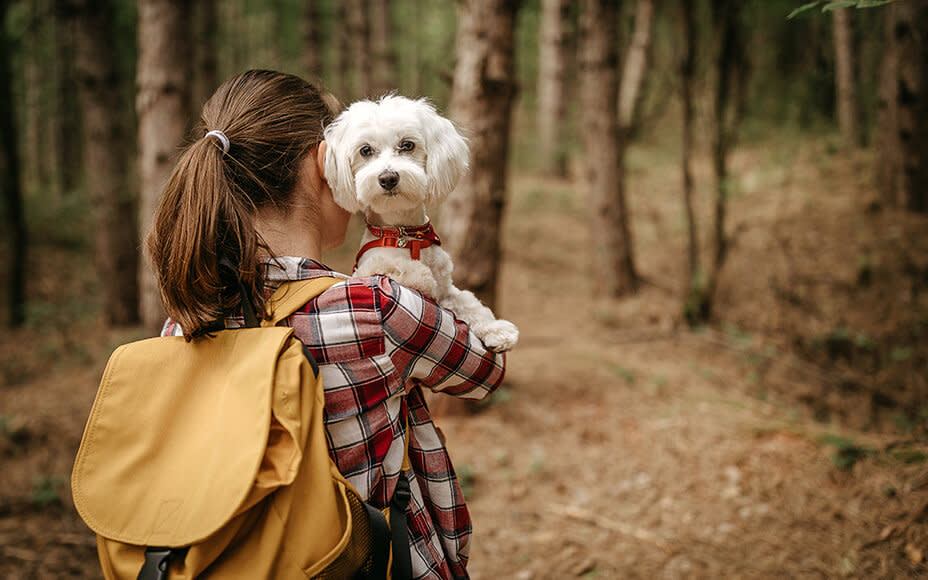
[
  {"left": 398, "top": 140, "right": 415, "bottom": 152},
  {"left": 359, "top": 145, "right": 374, "bottom": 157}
]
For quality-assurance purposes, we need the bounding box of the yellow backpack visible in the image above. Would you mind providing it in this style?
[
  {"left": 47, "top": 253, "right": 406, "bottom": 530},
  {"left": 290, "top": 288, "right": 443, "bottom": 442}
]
[{"left": 72, "top": 277, "right": 410, "bottom": 579}]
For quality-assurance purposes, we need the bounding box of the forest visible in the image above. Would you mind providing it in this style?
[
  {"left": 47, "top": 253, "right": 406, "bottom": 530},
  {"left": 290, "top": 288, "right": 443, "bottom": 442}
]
[{"left": 1, "top": 0, "right": 928, "bottom": 577}]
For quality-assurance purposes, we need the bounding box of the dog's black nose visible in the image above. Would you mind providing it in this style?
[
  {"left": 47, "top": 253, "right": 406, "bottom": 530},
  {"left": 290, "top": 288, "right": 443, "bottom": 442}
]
[{"left": 378, "top": 170, "right": 399, "bottom": 191}]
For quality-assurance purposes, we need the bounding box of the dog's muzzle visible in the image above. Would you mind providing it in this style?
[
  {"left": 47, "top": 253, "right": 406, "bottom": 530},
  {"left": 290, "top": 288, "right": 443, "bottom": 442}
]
[{"left": 378, "top": 170, "right": 400, "bottom": 193}]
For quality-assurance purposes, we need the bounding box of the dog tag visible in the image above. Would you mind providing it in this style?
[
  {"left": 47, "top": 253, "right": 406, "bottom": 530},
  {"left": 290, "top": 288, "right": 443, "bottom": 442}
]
[{"left": 397, "top": 236, "right": 408, "bottom": 248}]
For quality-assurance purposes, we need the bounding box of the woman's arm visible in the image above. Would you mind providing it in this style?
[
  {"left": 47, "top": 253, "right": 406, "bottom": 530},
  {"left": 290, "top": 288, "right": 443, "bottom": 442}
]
[{"left": 378, "top": 277, "right": 506, "bottom": 399}]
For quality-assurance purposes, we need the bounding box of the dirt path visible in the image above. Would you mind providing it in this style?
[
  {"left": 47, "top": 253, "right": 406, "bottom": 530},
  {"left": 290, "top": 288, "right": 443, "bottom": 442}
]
[{"left": 2, "top": 136, "right": 927, "bottom": 578}]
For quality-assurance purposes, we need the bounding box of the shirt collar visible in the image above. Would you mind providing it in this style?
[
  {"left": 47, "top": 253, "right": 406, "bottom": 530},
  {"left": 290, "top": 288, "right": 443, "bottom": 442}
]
[{"left": 263, "top": 256, "right": 349, "bottom": 283}]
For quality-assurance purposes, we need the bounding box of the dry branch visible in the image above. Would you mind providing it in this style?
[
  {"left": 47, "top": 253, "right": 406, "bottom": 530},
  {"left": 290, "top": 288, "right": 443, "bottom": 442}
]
[
  {"left": 859, "top": 498, "right": 928, "bottom": 551},
  {"left": 549, "top": 503, "right": 677, "bottom": 554}
]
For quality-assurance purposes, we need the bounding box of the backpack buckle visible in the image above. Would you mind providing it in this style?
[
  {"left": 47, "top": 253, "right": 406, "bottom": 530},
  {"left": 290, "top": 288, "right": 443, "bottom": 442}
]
[{"left": 137, "top": 547, "right": 175, "bottom": 580}]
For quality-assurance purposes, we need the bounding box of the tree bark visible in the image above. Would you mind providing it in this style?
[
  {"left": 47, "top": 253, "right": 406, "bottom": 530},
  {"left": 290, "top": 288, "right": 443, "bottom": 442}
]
[
  {"left": 876, "top": 3, "right": 902, "bottom": 206},
  {"left": 832, "top": 7, "right": 858, "bottom": 148},
  {"left": 25, "top": 0, "right": 49, "bottom": 192},
  {"left": 697, "top": 0, "right": 747, "bottom": 322},
  {"left": 70, "top": 0, "right": 139, "bottom": 326},
  {"left": 369, "top": 0, "right": 394, "bottom": 96},
  {"left": 442, "top": 0, "right": 521, "bottom": 309},
  {"left": 334, "top": 0, "right": 350, "bottom": 98},
  {"left": 302, "top": 0, "right": 322, "bottom": 83},
  {"left": 347, "top": 0, "right": 372, "bottom": 99},
  {"left": 0, "top": 0, "right": 27, "bottom": 327},
  {"left": 896, "top": 1, "right": 928, "bottom": 212},
  {"left": 618, "top": 0, "right": 655, "bottom": 132},
  {"left": 53, "top": 0, "right": 81, "bottom": 194},
  {"left": 537, "top": 0, "right": 571, "bottom": 177},
  {"left": 137, "top": 0, "right": 192, "bottom": 334},
  {"left": 194, "top": 0, "right": 218, "bottom": 110},
  {"left": 579, "top": 0, "right": 638, "bottom": 297},
  {"left": 877, "top": 2, "right": 928, "bottom": 212},
  {"left": 680, "top": 0, "right": 699, "bottom": 320}
]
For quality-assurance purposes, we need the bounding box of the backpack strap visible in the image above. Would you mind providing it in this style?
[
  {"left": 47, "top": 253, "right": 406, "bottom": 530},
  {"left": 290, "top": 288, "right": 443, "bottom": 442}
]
[
  {"left": 267, "top": 275, "right": 414, "bottom": 578},
  {"left": 262, "top": 277, "right": 344, "bottom": 327},
  {"left": 388, "top": 402, "right": 414, "bottom": 580}
]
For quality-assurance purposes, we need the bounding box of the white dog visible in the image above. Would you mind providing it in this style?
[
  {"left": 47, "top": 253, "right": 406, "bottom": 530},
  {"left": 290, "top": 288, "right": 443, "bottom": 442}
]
[{"left": 323, "top": 95, "right": 518, "bottom": 352}]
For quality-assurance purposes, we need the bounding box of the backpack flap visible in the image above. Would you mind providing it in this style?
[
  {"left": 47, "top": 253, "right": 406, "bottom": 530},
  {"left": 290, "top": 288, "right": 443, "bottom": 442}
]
[{"left": 72, "top": 326, "right": 303, "bottom": 547}]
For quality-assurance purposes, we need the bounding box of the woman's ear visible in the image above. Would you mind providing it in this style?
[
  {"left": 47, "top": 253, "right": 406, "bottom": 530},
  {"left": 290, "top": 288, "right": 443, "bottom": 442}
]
[{"left": 316, "top": 141, "right": 328, "bottom": 180}]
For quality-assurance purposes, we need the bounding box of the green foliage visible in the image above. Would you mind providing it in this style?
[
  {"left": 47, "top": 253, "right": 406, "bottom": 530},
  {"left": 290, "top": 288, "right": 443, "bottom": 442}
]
[
  {"left": 887, "top": 448, "right": 928, "bottom": 464},
  {"left": 819, "top": 434, "right": 875, "bottom": 469},
  {"left": 889, "top": 345, "right": 913, "bottom": 362},
  {"left": 31, "top": 474, "right": 67, "bottom": 507},
  {"left": 684, "top": 285, "right": 710, "bottom": 327},
  {"left": 456, "top": 463, "right": 475, "bottom": 500},
  {"left": 529, "top": 448, "right": 546, "bottom": 474},
  {"left": 892, "top": 405, "right": 928, "bottom": 434},
  {"left": 788, "top": 0, "right": 895, "bottom": 19},
  {"left": 611, "top": 364, "right": 636, "bottom": 385},
  {"left": 477, "top": 385, "right": 512, "bottom": 409}
]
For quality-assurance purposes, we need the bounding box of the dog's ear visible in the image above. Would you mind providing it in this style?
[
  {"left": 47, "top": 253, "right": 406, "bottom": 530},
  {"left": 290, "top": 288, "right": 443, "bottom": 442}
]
[
  {"left": 322, "top": 116, "right": 361, "bottom": 214},
  {"left": 419, "top": 100, "right": 469, "bottom": 203}
]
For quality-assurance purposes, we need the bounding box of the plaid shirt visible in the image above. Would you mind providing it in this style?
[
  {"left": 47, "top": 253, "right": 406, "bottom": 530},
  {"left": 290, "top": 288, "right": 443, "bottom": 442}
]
[{"left": 163, "top": 257, "right": 505, "bottom": 579}]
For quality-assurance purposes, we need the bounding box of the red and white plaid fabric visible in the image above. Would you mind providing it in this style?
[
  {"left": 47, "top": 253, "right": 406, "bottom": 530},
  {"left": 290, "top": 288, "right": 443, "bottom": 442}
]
[{"left": 162, "top": 257, "right": 506, "bottom": 579}]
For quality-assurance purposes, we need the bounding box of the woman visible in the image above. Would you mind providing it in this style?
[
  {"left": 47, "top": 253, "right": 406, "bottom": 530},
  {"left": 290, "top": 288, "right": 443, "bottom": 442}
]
[{"left": 146, "top": 70, "right": 505, "bottom": 579}]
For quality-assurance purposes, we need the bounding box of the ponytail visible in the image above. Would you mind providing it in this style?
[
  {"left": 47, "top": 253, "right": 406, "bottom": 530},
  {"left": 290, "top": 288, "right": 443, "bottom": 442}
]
[
  {"left": 146, "top": 138, "right": 262, "bottom": 339},
  {"left": 146, "top": 70, "right": 338, "bottom": 339}
]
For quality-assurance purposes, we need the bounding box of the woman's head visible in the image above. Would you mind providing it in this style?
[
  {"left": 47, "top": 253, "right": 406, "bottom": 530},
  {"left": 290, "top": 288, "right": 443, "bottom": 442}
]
[{"left": 146, "top": 69, "right": 340, "bottom": 339}]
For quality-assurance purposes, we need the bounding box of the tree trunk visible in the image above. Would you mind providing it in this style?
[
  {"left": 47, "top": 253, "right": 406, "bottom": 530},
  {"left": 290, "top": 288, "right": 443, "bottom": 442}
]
[
  {"left": 680, "top": 0, "right": 700, "bottom": 322},
  {"left": 877, "top": 2, "right": 928, "bottom": 212},
  {"left": 537, "top": 0, "right": 571, "bottom": 177},
  {"left": 302, "top": 0, "right": 322, "bottom": 83},
  {"left": 410, "top": 0, "right": 422, "bottom": 95},
  {"left": 876, "top": 3, "right": 902, "bottom": 206},
  {"left": 25, "top": 0, "right": 49, "bottom": 192},
  {"left": 433, "top": 0, "right": 520, "bottom": 417},
  {"left": 442, "top": 0, "right": 521, "bottom": 309},
  {"left": 618, "top": 0, "right": 654, "bottom": 132},
  {"left": 346, "top": 0, "right": 372, "bottom": 99},
  {"left": 369, "top": 0, "right": 394, "bottom": 96},
  {"left": 896, "top": 1, "right": 928, "bottom": 212},
  {"left": 137, "top": 0, "right": 192, "bottom": 334},
  {"left": 53, "top": 0, "right": 81, "bottom": 194},
  {"left": 579, "top": 0, "right": 638, "bottom": 297},
  {"left": 832, "top": 7, "right": 858, "bottom": 148},
  {"left": 697, "top": 0, "right": 747, "bottom": 322},
  {"left": 70, "top": 0, "right": 139, "bottom": 326},
  {"left": 0, "top": 0, "right": 27, "bottom": 327},
  {"left": 194, "top": 0, "right": 218, "bottom": 110},
  {"left": 334, "top": 0, "right": 350, "bottom": 98}
]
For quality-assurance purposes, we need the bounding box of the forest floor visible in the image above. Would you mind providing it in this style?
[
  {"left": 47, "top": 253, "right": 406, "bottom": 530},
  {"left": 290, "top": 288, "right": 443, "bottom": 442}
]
[{"left": 2, "top": 131, "right": 928, "bottom": 578}]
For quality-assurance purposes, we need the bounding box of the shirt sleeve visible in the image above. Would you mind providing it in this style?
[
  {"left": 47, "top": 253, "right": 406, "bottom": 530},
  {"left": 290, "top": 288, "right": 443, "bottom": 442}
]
[{"left": 376, "top": 276, "right": 506, "bottom": 399}]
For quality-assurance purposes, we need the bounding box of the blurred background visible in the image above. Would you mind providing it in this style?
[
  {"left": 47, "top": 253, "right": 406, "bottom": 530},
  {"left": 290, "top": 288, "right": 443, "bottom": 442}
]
[{"left": 1, "top": 0, "right": 928, "bottom": 577}]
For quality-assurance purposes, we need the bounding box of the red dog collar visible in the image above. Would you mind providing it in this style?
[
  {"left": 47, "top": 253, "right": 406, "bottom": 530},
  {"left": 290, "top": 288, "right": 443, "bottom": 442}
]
[{"left": 354, "top": 222, "right": 443, "bottom": 272}]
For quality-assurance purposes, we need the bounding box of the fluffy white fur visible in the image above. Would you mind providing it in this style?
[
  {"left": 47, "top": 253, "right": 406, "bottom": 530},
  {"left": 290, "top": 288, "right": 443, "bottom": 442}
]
[{"left": 323, "top": 95, "right": 518, "bottom": 352}]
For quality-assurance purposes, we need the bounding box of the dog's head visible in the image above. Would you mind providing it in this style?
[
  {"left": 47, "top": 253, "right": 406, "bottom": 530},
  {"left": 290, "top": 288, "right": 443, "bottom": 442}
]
[{"left": 322, "top": 95, "right": 469, "bottom": 215}]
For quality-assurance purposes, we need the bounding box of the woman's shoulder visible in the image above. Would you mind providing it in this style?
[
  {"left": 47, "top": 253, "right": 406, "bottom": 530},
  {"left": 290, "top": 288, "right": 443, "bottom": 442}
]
[{"left": 309, "top": 273, "right": 432, "bottom": 319}]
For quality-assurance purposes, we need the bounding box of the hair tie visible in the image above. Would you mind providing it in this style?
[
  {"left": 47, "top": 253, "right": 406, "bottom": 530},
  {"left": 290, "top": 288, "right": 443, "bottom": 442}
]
[{"left": 205, "top": 129, "right": 230, "bottom": 154}]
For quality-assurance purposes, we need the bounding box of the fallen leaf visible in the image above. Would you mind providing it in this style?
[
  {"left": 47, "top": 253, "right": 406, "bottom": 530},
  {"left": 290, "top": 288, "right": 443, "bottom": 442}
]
[{"left": 905, "top": 543, "right": 923, "bottom": 564}]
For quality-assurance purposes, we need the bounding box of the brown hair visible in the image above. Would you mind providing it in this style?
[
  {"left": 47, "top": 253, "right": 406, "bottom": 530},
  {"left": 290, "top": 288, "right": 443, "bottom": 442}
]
[{"left": 146, "top": 70, "right": 338, "bottom": 339}]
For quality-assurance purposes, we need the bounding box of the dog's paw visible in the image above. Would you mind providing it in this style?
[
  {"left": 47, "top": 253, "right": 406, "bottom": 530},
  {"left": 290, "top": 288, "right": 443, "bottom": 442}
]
[{"left": 476, "top": 319, "right": 519, "bottom": 353}]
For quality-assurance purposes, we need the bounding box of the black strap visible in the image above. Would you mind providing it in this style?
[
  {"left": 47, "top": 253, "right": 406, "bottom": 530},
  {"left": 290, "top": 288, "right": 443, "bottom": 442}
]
[
  {"left": 218, "top": 256, "right": 259, "bottom": 328},
  {"left": 136, "top": 547, "right": 175, "bottom": 580},
  {"left": 389, "top": 473, "right": 413, "bottom": 580},
  {"left": 361, "top": 502, "right": 391, "bottom": 579}
]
